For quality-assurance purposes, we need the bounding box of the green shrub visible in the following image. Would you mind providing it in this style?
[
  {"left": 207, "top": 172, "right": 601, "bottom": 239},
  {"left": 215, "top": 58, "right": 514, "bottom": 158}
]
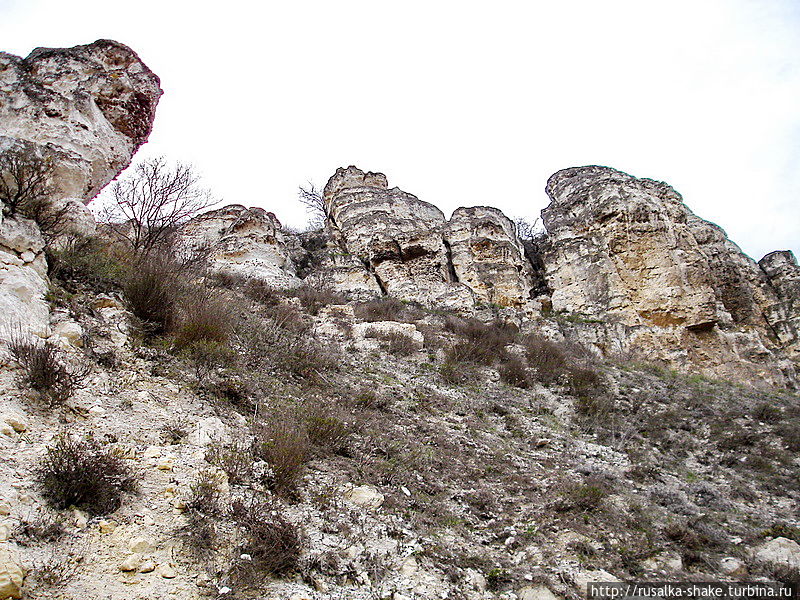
[
  {"left": 36, "top": 435, "right": 137, "bottom": 514},
  {"left": 47, "top": 235, "right": 125, "bottom": 292},
  {"left": 122, "top": 254, "right": 184, "bottom": 334}
]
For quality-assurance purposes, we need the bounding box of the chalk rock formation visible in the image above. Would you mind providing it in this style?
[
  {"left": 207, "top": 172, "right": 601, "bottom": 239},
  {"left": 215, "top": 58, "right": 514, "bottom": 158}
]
[
  {"left": 324, "top": 166, "right": 473, "bottom": 308},
  {"left": 0, "top": 209, "right": 49, "bottom": 337},
  {"left": 178, "top": 205, "right": 300, "bottom": 287},
  {"left": 0, "top": 39, "right": 162, "bottom": 201},
  {"left": 444, "top": 206, "right": 535, "bottom": 307},
  {"left": 759, "top": 250, "right": 800, "bottom": 359},
  {"left": 540, "top": 166, "right": 797, "bottom": 383}
]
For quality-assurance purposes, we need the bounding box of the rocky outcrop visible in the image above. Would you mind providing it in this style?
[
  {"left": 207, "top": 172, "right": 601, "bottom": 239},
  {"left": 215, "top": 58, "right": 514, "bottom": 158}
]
[
  {"left": 323, "top": 166, "right": 541, "bottom": 309},
  {"left": 0, "top": 39, "right": 162, "bottom": 201},
  {"left": 324, "top": 166, "right": 474, "bottom": 308},
  {"left": 759, "top": 250, "right": 800, "bottom": 359},
  {"left": 540, "top": 166, "right": 797, "bottom": 384},
  {"left": 0, "top": 210, "right": 49, "bottom": 337},
  {"left": 444, "top": 206, "right": 535, "bottom": 307},
  {"left": 178, "top": 205, "right": 300, "bottom": 287}
]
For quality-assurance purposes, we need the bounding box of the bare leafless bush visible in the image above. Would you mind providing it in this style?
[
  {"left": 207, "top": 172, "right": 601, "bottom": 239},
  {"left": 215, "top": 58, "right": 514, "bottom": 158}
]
[
  {"left": 206, "top": 438, "right": 256, "bottom": 485},
  {"left": 98, "top": 156, "right": 217, "bottom": 254},
  {"left": 366, "top": 330, "right": 417, "bottom": 356},
  {"left": 444, "top": 318, "right": 516, "bottom": 365},
  {"left": 15, "top": 510, "right": 66, "bottom": 546},
  {"left": 522, "top": 334, "right": 570, "bottom": 384},
  {"left": 230, "top": 498, "right": 303, "bottom": 578},
  {"left": 36, "top": 434, "right": 138, "bottom": 514},
  {"left": 8, "top": 330, "right": 90, "bottom": 404}
]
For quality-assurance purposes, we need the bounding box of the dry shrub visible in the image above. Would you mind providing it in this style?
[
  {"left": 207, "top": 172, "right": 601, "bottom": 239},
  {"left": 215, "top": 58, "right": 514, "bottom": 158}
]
[
  {"left": 238, "top": 316, "right": 335, "bottom": 380},
  {"left": 290, "top": 281, "right": 345, "bottom": 315},
  {"left": 16, "top": 511, "right": 66, "bottom": 546},
  {"left": 498, "top": 357, "right": 531, "bottom": 388},
  {"left": 172, "top": 288, "right": 234, "bottom": 349},
  {"left": 522, "top": 334, "right": 570, "bottom": 384},
  {"left": 752, "top": 402, "right": 781, "bottom": 423},
  {"left": 206, "top": 438, "right": 256, "bottom": 485},
  {"left": 439, "top": 359, "right": 476, "bottom": 385},
  {"left": 36, "top": 434, "right": 138, "bottom": 514},
  {"left": 351, "top": 387, "right": 391, "bottom": 411},
  {"left": 305, "top": 403, "right": 352, "bottom": 454},
  {"left": 254, "top": 419, "right": 310, "bottom": 498},
  {"left": 47, "top": 235, "right": 125, "bottom": 292},
  {"left": 122, "top": 253, "right": 184, "bottom": 334},
  {"left": 355, "top": 297, "right": 406, "bottom": 322},
  {"left": 367, "top": 330, "right": 417, "bottom": 356},
  {"left": 554, "top": 478, "right": 609, "bottom": 513},
  {"left": 230, "top": 498, "right": 303, "bottom": 577},
  {"left": 444, "top": 318, "right": 516, "bottom": 365},
  {"left": 8, "top": 330, "right": 90, "bottom": 404},
  {"left": 181, "top": 340, "right": 236, "bottom": 382}
]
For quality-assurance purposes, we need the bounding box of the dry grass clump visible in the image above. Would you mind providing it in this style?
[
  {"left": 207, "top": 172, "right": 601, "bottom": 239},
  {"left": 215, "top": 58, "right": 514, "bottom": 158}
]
[
  {"left": 36, "top": 434, "right": 138, "bottom": 514},
  {"left": 355, "top": 297, "right": 406, "bottom": 322},
  {"left": 172, "top": 288, "right": 234, "bottom": 349},
  {"left": 522, "top": 335, "right": 570, "bottom": 384},
  {"left": 15, "top": 511, "right": 66, "bottom": 546},
  {"left": 122, "top": 253, "right": 184, "bottom": 334},
  {"left": 305, "top": 402, "right": 353, "bottom": 454},
  {"left": 554, "top": 478, "right": 609, "bottom": 513},
  {"left": 8, "top": 330, "right": 90, "bottom": 404}
]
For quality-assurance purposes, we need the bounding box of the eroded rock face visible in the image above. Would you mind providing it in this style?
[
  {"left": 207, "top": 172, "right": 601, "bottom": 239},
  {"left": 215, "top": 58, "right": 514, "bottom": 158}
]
[
  {"left": 444, "top": 206, "right": 535, "bottom": 307},
  {"left": 759, "top": 250, "right": 800, "bottom": 358},
  {"left": 178, "top": 205, "right": 300, "bottom": 287},
  {"left": 324, "top": 166, "right": 474, "bottom": 308},
  {"left": 0, "top": 209, "right": 49, "bottom": 337},
  {"left": 540, "top": 166, "right": 797, "bottom": 384},
  {"left": 0, "top": 39, "right": 162, "bottom": 201}
]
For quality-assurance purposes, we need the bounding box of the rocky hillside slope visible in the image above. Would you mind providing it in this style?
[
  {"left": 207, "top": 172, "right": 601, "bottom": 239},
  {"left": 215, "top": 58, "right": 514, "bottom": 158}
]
[{"left": 0, "top": 40, "right": 798, "bottom": 600}]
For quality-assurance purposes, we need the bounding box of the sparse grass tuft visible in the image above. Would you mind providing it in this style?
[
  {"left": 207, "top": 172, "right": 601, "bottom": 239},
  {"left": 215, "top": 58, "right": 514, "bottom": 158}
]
[{"left": 355, "top": 297, "right": 406, "bottom": 322}]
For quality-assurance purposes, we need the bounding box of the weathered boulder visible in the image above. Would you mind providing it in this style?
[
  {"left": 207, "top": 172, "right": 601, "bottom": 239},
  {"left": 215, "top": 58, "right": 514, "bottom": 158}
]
[
  {"left": 0, "top": 39, "right": 162, "bottom": 201},
  {"left": 177, "top": 204, "right": 300, "bottom": 288},
  {"left": 0, "top": 544, "right": 24, "bottom": 599},
  {"left": 752, "top": 537, "right": 800, "bottom": 571},
  {"left": 540, "top": 166, "right": 797, "bottom": 384},
  {"left": 444, "top": 206, "right": 535, "bottom": 307},
  {"left": 324, "top": 166, "right": 473, "bottom": 308}
]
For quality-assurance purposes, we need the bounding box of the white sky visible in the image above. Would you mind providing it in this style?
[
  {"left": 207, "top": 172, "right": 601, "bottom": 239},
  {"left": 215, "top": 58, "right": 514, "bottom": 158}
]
[{"left": 1, "top": 0, "right": 798, "bottom": 261}]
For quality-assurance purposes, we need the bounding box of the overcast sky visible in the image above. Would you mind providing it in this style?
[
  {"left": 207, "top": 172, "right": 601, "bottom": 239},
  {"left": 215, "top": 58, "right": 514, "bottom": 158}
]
[{"left": 2, "top": 0, "right": 798, "bottom": 260}]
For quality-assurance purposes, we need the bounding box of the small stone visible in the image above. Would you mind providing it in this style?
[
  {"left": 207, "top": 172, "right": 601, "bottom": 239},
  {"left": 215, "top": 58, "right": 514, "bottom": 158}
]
[
  {"left": 0, "top": 523, "right": 10, "bottom": 542},
  {"left": 143, "top": 446, "right": 161, "bottom": 459},
  {"left": 73, "top": 509, "right": 89, "bottom": 529},
  {"left": 156, "top": 459, "right": 174, "bottom": 471},
  {"left": 0, "top": 424, "right": 14, "bottom": 438},
  {"left": 93, "top": 294, "right": 120, "bottom": 309},
  {"left": 753, "top": 537, "right": 800, "bottom": 570},
  {"left": 518, "top": 584, "right": 560, "bottom": 600},
  {"left": 138, "top": 560, "right": 156, "bottom": 573},
  {"left": 343, "top": 485, "right": 384, "bottom": 510},
  {"left": 3, "top": 416, "right": 26, "bottom": 434},
  {"left": 0, "top": 503, "right": 10, "bottom": 516},
  {"left": 120, "top": 555, "right": 141, "bottom": 572},
  {"left": 51, "top": 321, "right": 83, "bottom": 347},
  {"left": 719, "top": 557, "right": 747, "bottom": 578},
  {"left": 399, "top": 556, "right": 418, "bottom": 577},
  {"left": 157, "top": 562, "right": 177, "bottom": 578},
  {"left": 129, "top": 537, "right": 151, "bottom": 554},
  {"left": 98, "top": 519, "right": 117, "bottom": 534}
]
